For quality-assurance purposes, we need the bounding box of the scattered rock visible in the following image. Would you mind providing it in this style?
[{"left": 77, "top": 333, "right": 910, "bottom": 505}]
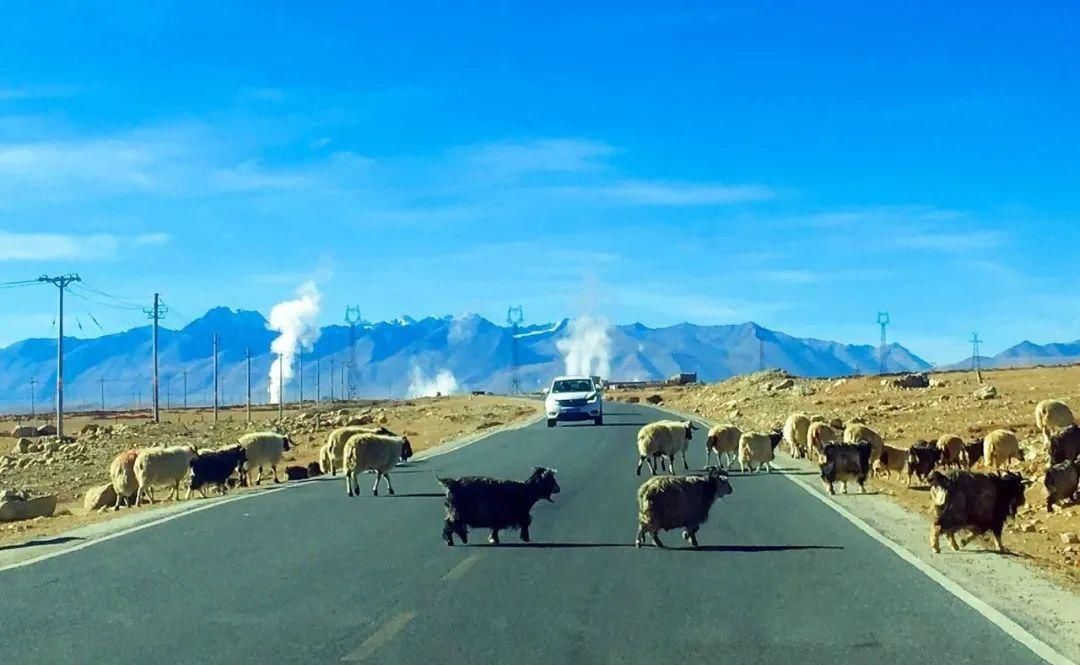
[
  {"left": 626, "top": 396, "right": 640, "bottom": 404},
  {"left": 11, "top": 438, "right": 32, "bottom": 454},
  {"left": 1062, "top": 532, "right": 1080, "bottom": 545},
  {"left": 973, "top": 384, "right": 998, "bottom": 400},
  {"left": 10, "top": 425, "right": 37, "bottom": 438},
  {"left": 1019, "top": 523, "right": 1036, "bottom": 533},
  {"left": 885, "top": 373, "right": 930, "bottom": 389},
  {"left": 36, "top": 424, "right": 58, "bottom": 437},
  {"left": 83, "top": 484, "right": 117, "bottom": 512},
  {"left": 645, "top": 394, "right": 664, "bottom": 405},
  {"left": 772, "top": 378, "right": 795, "bottom": 391},
  {"left": 0, "top": 493, "right": 57, "bottom": 522},
  {"left": 346, "top": 413, "right": 375, "bottom": 426},
  {"left": 41, "top": 441, "right": 61, "bottom": 454},
  {"left": 829, "top": 418, "right": 844, "bottom": 430}
]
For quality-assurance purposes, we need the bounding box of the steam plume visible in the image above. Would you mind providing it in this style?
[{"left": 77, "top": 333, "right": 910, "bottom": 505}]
[{"left": 267, "top": 281, "right": 322, "bottom": 403}]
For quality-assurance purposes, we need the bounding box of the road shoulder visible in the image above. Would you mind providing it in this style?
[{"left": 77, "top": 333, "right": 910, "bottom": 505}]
[{"left": 657, "top": 404, "right": 1080, "bottom": 664}]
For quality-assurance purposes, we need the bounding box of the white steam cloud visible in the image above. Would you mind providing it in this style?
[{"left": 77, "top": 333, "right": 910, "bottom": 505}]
[
  {"left": 407, "top": 366, "right": 460, "bottom": 398},
  {"left": 267, "top": 281, "right": 322, "bottom": 403},
  {"left": 556, "top": 313, "right": 612, "bottom": 378}
]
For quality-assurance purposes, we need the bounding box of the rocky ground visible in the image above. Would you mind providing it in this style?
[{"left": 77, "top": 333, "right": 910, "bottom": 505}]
[
  {"left": 612, "top": 365, "right": 1080, "bottom": 592},
  {"left": 0, "top": 395, "right": 542, "bottom": 548}
]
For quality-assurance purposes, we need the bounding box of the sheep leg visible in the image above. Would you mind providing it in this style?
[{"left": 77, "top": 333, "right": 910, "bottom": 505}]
[
  {"left": 519, "top": 516, "right": 531, "bottom": 542},
  {"left": 635, "top": 525, "right": 647, "bottom": 548},
  {"left": 271, "top": 465, "right": 280, "bottom": 484},
  {"left": 949, "top": 533, "right": 963, "bottom": 551},
  {"left": 651, "top": 531, "right": 666, "bottom": 548},
  {"left": 184, "top": 485, "right": 193, "bottom": 500},
  {"left": 681, "top": 450, "right": 689, "bottom": 471},
  {"left": 686, "top": 527, "right": 700, "bottom": 548},
  {"left": 992, "top": 530, "right": 1006, "bottom": 553},
  {"left": 668, "top": 454, "right": 676, "bottom": 476},
  {"left": 636, "top": 456, "right": 646, "bottom": 476},
  {"left": 489, "top": 530, "right": 500, "bottom": 545},
  {"left": 345, "top": 472, "right": 355, "bottom": 497},
  {"left": 443, "top": 520, "right": 457, "bottom": 546},
  {"left": 930, "top": 525, "right": 942, "bottom": 553},
  {"left": 372, "top": 472, "right": 381, "bottom": 496}
]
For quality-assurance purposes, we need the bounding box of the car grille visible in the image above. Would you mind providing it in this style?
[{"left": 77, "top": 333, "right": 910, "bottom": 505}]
[{"left": 559, "top": 398, "right": 588, "bottom": 407}]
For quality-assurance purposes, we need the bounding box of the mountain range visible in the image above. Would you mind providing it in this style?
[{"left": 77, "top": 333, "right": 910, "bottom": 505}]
[{"left": 0, "top": 306, "right": 1072, "bottom": 412}]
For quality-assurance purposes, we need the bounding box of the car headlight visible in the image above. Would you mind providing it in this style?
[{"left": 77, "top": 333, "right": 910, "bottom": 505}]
[{"left": 585, "top": 392, "right": 598, "bottom": 403}]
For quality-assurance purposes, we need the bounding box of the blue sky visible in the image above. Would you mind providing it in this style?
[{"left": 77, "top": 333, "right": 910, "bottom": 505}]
[{"left": 0, "top": 2, "right": 1077, "bottom": 364}]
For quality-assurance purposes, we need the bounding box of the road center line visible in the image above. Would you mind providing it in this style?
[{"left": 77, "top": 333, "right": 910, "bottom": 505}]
[
  {"left": 442, "top": 553, "right": 483, "bottom": 581},
  {"left": 342, "top": 611, "right": 417, "bottom": 662}
]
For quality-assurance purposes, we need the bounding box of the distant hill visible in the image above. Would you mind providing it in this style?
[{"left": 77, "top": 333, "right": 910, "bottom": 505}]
[
  {"left": 944, "top": 339, "right": 1080, "bottom": 370},
  {"left": 0, "top": 309, "right": 933, "bottom": 411}
]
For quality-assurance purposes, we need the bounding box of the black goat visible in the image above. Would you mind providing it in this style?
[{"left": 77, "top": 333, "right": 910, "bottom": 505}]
[
  {"left": 188, "top": 446, "right": 247, "bottom": 499},
  {"left": 438, "top": 467, "right": 560, "bottom": 546}
]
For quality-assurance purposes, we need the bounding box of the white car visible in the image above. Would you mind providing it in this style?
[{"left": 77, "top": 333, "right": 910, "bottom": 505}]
[{"left": 545, "top": 375, "right": 603, "bottom": 427}]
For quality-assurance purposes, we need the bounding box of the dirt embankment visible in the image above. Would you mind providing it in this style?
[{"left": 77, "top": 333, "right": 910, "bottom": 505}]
[
  {"left": 0, "top": 395, "right": 542, "bottom": 548},
  {"left": 612, "top": 365, "right": 1080, "bottom": 592}
]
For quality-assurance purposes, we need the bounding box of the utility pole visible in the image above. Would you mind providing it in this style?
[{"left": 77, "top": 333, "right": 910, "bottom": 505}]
[
  {"left": 971, "top": 333, "right": 983, "bottom": 383},
  {"left": 182, "top": 369, "right": 188, "bottom": 409},
  {"left": 38, "top": 274, "right": 80, "bottom": 438},
  {"left": 329, "top": 358, "right": 336, "bottom": 402},
  {"left": 758, "top": 337, "right": 765, "bottom": 372},
  {"left": 212, "top": 333, "right": 219, "bottom": 421},
  {"left": 245, "top": 348, "right": 252, "bottom": 422},
  {"left": 877, "top": 311, "right": 891, "bottom": 375},
  {"left": 298, "top": 351, "right": 304, "bottom": 406},
  {"left": 507, "top": 305, "right": 524, "bottom": 394},
  {"left": 144, "top": 293, "right": 166, "bottom": 423},
  {"left": 277, "top": 353, "right": 284, "bottom": 421},
  {"left": 345, "top": 306, "right": 362, "bottom": 399},
  {"left": 341, "top": 361, "right": 347, "bottom": 402},
  {"left": 29, "top": 378, "right": 36, "bottom": 419},
  {"left": 165, "top": 376, "right": 171, "bottom": 410},
  {"left": 99, "top": 378, "right": 106, "bottom": 412},
  {"left": 315, "top": 358, "right": 321, "bottom": 404}
]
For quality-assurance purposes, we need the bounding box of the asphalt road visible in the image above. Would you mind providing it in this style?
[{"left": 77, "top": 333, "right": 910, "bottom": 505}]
[{"left": 0, "top": 404, "right": 1051, "bottom": 664}]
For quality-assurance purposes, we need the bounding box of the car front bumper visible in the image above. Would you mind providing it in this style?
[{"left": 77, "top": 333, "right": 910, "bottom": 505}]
[{"left": 546, "top": 404, "right": 602, "bottom": 421}]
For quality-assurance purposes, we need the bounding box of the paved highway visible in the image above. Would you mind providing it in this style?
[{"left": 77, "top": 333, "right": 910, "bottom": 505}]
[{"left": 0, "top": 404, "right": 1052, "bottom": 664}]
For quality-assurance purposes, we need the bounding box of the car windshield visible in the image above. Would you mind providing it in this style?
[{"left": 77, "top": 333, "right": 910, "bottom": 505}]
[{"left": 552, "top": 379, "right": 594, "bottom": 393}]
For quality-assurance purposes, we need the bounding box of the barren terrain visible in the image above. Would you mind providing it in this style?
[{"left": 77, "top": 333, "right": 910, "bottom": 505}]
[
  {"left": 613, "top": 365, "right": 1080, "bottom": 591},
  {"left": 0, "top": 395, "right": 542, "bottom": 548}
]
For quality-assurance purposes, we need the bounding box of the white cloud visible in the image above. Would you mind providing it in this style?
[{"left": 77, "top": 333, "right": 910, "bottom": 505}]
[
  {"left": 0, "top": 231, "right": 170, "bottom": 261},
  {"left": 459, "top": 138, "right": 614, "bottom": 180},
  {"left": 894, "top": 230, "right": 1004, "bottom": 252},
  {"left": 0, "top": 232, "right": 119, "bottom": 261},
  {"left": 564, "top": 180, "right": 775, "bottom": 206},
  {"left": 130, "top": 232, "right": 171, "bottom": 247}
]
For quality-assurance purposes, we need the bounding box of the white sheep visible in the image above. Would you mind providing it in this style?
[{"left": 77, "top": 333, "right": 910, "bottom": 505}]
[
  {"left": 1035, "top": 399, "right": 1075, "bottom": 445},
  {"left": 238, "top": 431, "right": 293, "bottom": 485},
  {"left": 807, "top": 422, "right": 839, "bottom": 461},
  {"left": 343, "top": 432, "right": 412, "bottom": 496},
  {"left": 322, "top": 425, "right": 394, "bottom": 475},
  {"left": 783, "top": 413, "right": 811, "bottom": 458},
  {"left": 984, "top": 429, "right": 1023, "bottom": 470},
  {"left": 108, "top": 449, "right": 140, "bottom": 510},
  {"left": 636, "top": 420, "right": 696, "bottom": 476},
  {"left": 133, "top": 445, "right": 198, "bottom": 506},
  {"left": 705, "top": 424, "right": 742, "bottom": 470},
  {"left": 843, "top": 423, "right": 884, "bottom": 465},
  {"left": 738, "top": 431, "right": 780, "bottom": 473}
]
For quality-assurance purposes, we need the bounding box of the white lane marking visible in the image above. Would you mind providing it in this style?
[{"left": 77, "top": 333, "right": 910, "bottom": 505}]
[
  {"left": 0, "top": 486, "right": 290, "bottom": 574},
  {"left": 342, "top": 611, "right": 417, "bottom": 662},
  {"left": 648, "top": 403, "right": 1074, "bottom": 665},
  {"left": 0, "top": 409, "right": 543, "bottom": 574},
  {"left": 783, "top": 473, "right": 1074, "bottom": 665},
  {"left": 442, "top": 553, "right": 483, "bottom": 581}
]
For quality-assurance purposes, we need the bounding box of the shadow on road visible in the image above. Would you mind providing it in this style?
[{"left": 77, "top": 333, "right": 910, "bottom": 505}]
[
  {"left": 391, "top": 493, "right": 445, "bottom": 498},
  {"left": 598, "top": 422, "right": 651, "bottom": 428},
  {"left": 485, "top": 542, "right": 637, "bottom": 549},
  {"left": 0, "top": 536, "right": 84, "bottom": 552},
  {"left": 659, "top": 544, "right": 844, "bottom": 553}
]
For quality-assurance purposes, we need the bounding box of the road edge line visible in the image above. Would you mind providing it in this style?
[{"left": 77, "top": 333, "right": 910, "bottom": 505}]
[
  {"left": 648, "top": 402, "right": 1075, "bottom": 665},
  {"left": 0, "top": 407, "right": 544, "bottom": 574}
]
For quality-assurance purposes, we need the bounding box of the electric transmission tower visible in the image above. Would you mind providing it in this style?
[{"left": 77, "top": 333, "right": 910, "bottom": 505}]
[
  {"left": 507, "top": 305, "right": 524, "bottom": 394},
  {"left": 877, "top": 311, "right": 890, "bottom": 375},
  {"left": 143, "top": 293, "right": 167, "bottom": 422},
  {"left": 345, "top": 306, "right": 361, "bottom": 400},
  {"left": 971, "top": 332, "right": 983, "bottom": 382}
]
